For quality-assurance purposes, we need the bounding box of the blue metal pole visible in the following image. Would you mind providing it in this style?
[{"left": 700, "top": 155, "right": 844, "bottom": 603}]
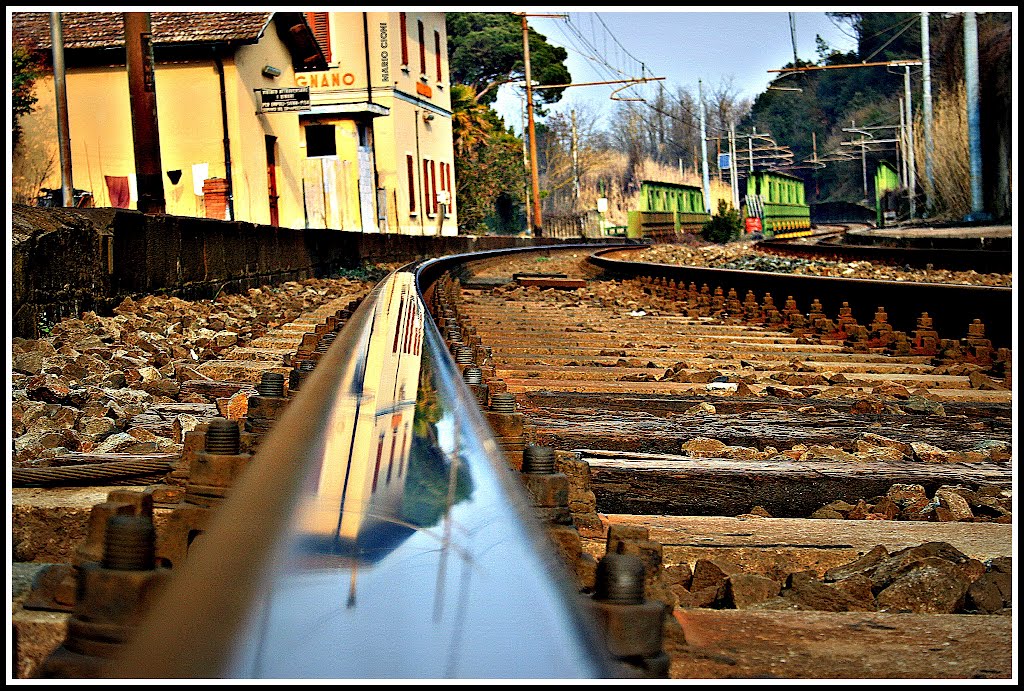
[
  {"left": 963, "top": 12, "right": 989, "bottom": 221},
  {"left": 921, "top": 12, "right": 935, "bottom": 215}
]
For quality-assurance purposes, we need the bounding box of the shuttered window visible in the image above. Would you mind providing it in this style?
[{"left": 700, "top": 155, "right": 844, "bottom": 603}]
[
  {"left": 423, "top": 160, "right": 430, "bottom": 212},
  {"left": 430, "top": 160, "right": 437, "bottom": 214},
  {"left": 406, "top": 155, "right": 416, "bottom": 212},
  {"left": 434, "top": 30, "right": 442, "bottom": 81},
  {"left": 418, "top": 20, "right": 426, "bottom": 75},
  {"left": 400, "top": 12, "right": 408, "bottom": 66},
  {"left": 304, "top": 12, "right": 331, "bottom": 63}
]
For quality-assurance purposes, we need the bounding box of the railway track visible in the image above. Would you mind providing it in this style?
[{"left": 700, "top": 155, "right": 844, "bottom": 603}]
[
  {"left": 758, "top": 234, "right": 1013, "bottom": 274},
  {"left": 11, "top": 243, "right": 1013, "bottom": 679},
  {"left": 438, "top": 246, "right": 1013, "bottom": 678}
]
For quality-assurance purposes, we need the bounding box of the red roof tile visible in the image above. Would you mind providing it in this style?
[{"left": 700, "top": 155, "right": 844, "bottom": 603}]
[{"left": 11, "top": 11, "right": 273, "bottom": 51}]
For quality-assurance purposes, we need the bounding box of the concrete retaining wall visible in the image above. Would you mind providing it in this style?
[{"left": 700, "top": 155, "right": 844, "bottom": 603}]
[{"left": 11, "top": 205, "right": 614, "bottom": 338}]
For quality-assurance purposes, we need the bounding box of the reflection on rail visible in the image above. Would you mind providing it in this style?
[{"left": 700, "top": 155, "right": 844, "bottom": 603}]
[{"left": 108, "top": 268, "right": 613, "bottom": 678}]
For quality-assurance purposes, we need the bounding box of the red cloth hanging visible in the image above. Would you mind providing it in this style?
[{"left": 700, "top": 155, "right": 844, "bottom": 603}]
[{"left": 105, "top": 175, "right": 130, "bottom": 208}]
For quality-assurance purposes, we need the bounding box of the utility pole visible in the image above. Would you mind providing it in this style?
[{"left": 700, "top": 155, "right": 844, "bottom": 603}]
[
  {"left": 521, "top": 96, "right": 531, "bottom": 230},
  {"left": 521, "top": 13, "right": 543, "bottom": 236},
  {"left": 921, "top": 11, "right": 934, "bottom": 215},
  {"left": 788, "top": 12, "right": 799, "bottom": 65},
  {"left": 899, "top": 97, "right": 909, "bottom": 188},
  {"left": 812, "top": 131, "right": 819, "bottom": 196},
  {"left": 50, "top": 13, "right": 73, "bottom": 207},
  {"left": 698, "top": 80, "right": 711, "bottom": 214},
  {"left": 716, "top": 138, "right": 722, "bottom": 185},
  {"left": 748, "top": 126, "right": 754, "bottom": 173},
  {"left": 125, "top": 12, "right": 166, "bottom": 214},
  {"left": 858, "top": 123, "right": 868, "bottom": 202},
  {"left": 571, "top": 109, "right": 580, "bottom": 206},
  {"left": 730, "top": 120, "right": 739, "bottom": 211},
  {"left": 848, "top": 120, "right": 869, "bottom": 202},
  {"left": 903, "top": 65, "right": 916, "bottom": 219},
  {"left": 963, "top": 12, "right": 988, "bottom": 221}
]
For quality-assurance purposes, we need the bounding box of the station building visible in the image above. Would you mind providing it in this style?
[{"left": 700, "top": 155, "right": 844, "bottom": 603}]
[{"left": 11, "top": 11, "right": 457, "bottom": 235}]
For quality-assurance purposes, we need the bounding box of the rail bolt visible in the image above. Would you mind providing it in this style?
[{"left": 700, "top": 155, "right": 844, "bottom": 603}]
[
  {"left": 256, "top": 372, "right": 285, "bottom": 398},
  {"left": 589, "top": 552, "right": 669, "bottom": 678},
  {"left": 490, "top": 392, "right": 517, "bottom": 413},
  {"left": 463, "top": 366, "right": 484, "bottom": 385},
  {"left": 39, "top": 515, "right": 168, "bottom": 679},
  {"left": 520, "top": 445, "right": 570, "bottom": 525},
  {"left": 187, "top": 418, "right": 251, "bottom": 506}
]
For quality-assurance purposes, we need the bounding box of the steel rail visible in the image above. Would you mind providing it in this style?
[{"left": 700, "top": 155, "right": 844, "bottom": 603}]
[
  {"left": 589, "top": 246, "right": 1012, "bottom": 349},
  {"left": 108, "top": 246, "right": 630, "bottom": 679},
  {"left": 757, "top": 238, "right": 1012, "bottom": 274}
]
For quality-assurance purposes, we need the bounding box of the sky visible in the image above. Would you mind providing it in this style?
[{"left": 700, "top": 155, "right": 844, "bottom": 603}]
[{"left": 492, "top": 10, "right": 862, "bottom": 133}]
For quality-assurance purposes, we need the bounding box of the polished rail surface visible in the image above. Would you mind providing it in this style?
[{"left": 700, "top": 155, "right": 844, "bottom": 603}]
[{"left": 110, "top": 261, "right": 616, "bottom": 678}]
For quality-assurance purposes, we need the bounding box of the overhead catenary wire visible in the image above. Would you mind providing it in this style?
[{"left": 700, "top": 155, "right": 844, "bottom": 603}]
[
  {"left": 861, "top": 14, "right": 919, "bottom": 63},
  {"left": 543, "top": 13, "right": 799, "bottom": 175}
]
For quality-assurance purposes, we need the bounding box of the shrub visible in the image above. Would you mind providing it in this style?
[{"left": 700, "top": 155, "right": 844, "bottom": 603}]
[{"left": 701, "top": 199, "right": 742, "bottom": 243}]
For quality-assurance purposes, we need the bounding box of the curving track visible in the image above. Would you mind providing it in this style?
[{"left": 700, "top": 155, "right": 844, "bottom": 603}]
[{"left": 12, "top": 243, "right": 1013, "bottom": 680}]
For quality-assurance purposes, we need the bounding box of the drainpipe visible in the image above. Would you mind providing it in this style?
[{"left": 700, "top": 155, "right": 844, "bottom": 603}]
[
  {"left": 414, "top": 110, "right": 424, "bottom": 235},
  {"left": 362, "top": 13, "right": 374, "bottom": 105},
  {"left": 362, "top": 12, "right": 382, "bottom": 231},
  {"left": 213, "top": 48, "right": 235, "bottom": 221}
]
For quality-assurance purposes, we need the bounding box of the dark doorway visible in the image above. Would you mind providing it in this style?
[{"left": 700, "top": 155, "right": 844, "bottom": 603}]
[{"left": 266, "top": 135, "right": 279, "bottom": 226}]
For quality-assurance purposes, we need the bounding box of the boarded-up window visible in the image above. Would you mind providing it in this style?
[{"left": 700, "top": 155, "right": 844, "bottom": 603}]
[
  {"left": 304, "top": 12, "right": 331, "bottom": 63},
  {"left": 430, "top": 160, "right": 438, "bottom": 214},
  {"left": 423, "top": 160, "right": 430, "bottom": 213},
  {"left": 306, "top": 125, "right": 336, "bottom": 157},
  {"left": 406, "top": 155, "right": 416, "bottom": 212},
  {"left": 418, "top": 20, "right": 426, "bottom": 75},
  {"left": 400, "top": 12, "right": 408, "bottom": 66},
  {"left": 434, "top": 30, "right": 442, "bottom": 81}
]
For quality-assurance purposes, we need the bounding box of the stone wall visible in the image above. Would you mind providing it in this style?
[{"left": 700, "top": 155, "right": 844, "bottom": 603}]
[{"left": 11, "top": 205, "right": 614, "bottom": 338}]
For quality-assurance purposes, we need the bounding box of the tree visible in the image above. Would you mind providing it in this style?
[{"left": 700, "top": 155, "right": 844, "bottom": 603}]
[
  {"left": 535, "top": 105, "right": 616, "bottom": 216},
  {"left": 446, "top": 12, "right": 570, "bottom": 109},
  {"left": 828, "top": 12, "right": 921, "bottom": 63},
  {"left": 740, "top": 14, "right": 927, "bottom": 207},
  {"left": 12, "top": 42, "right": 43, "bottom": 150},
  {"left": 450, "top": 84, "right": 525, "bottom": 234}
]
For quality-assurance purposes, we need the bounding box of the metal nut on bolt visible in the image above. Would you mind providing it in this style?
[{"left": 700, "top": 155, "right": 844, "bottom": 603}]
[
  {"left": 520, "top": 445, "right": 570, "bottom": 525},
  {"left": 589, "top": 551, "right": 668, "bottom": 678}
]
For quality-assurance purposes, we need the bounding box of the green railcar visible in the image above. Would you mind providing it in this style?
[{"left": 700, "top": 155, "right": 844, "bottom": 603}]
[
  {"left": 627, "top": 180, "right": 711, "bottom": 241},
  {"left": 743, "top": 170, "right": 811, "bottom": 239},
  {"left": 874, "top": 160, "right": 902, "bottom": 227}
]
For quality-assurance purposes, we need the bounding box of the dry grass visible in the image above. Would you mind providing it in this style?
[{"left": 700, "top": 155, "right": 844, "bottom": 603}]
[
  {"left": 915, "top": 85, "right": 971, "bottom": 219},
  {"left": 565, "top": 152, "right": 735, "bottom": 226}
]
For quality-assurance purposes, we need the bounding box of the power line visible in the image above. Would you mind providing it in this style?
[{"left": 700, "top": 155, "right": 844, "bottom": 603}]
[
  {"left": 862, "top": 14, "right": 919, "bottom": 62},
  {"left": 594, "top": 13, "right": 646, "bottom": 69}
]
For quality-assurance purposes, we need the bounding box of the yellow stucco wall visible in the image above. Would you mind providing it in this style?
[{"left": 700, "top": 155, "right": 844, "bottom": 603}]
[
  {"left": 295, "top": 11, "right": 457, "bottom": 236},
  {"left": 231, "top": 37, "right": 307, "bottom": 228},
  {"left": 13, "top": 11, "right": 458, "bottom": 235},
  {"left": 13, "top": 32, "right": 310, "bottom": 228},
  {"left": 14, "top": 63, "right": 229, "bottom": 216}
]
